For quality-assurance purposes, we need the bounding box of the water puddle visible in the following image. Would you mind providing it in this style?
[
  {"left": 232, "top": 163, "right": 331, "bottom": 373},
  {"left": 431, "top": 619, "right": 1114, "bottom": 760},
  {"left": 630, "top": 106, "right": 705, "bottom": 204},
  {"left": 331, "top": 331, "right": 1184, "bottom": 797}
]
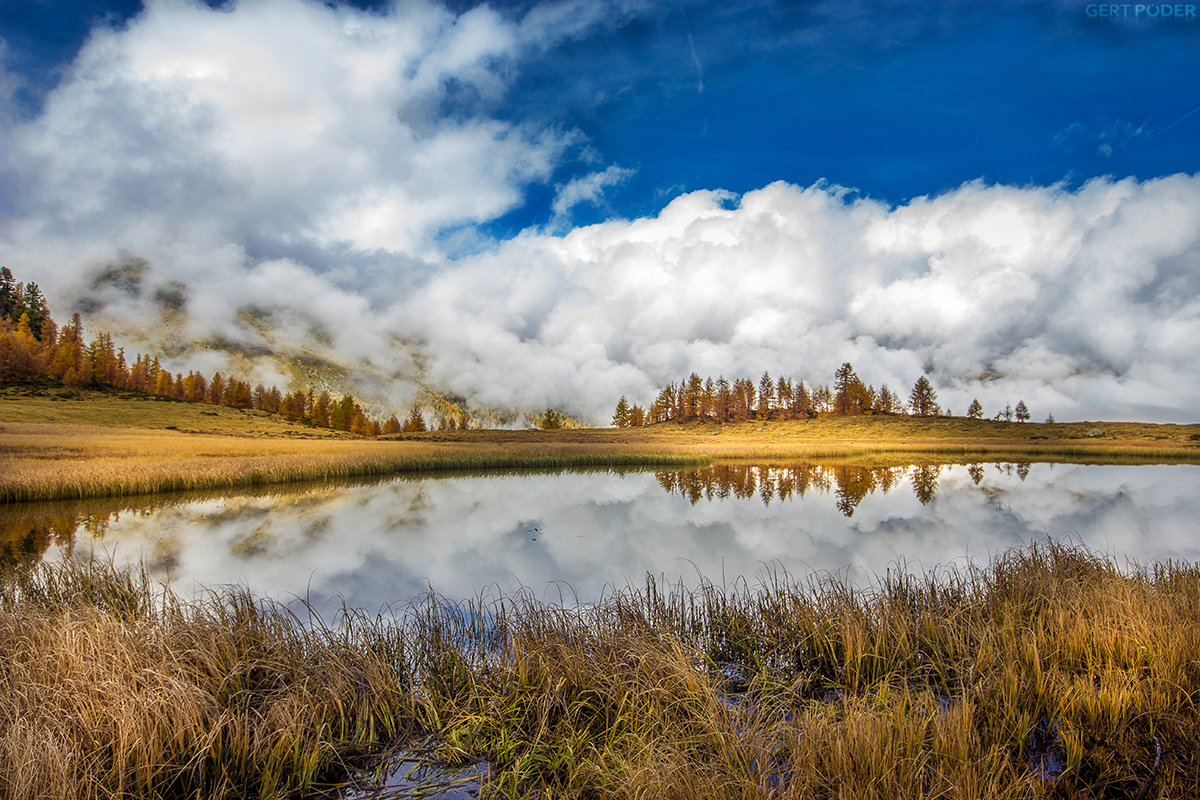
[{"left": 341, "top": 750, "right": 490, "bottom": 800}]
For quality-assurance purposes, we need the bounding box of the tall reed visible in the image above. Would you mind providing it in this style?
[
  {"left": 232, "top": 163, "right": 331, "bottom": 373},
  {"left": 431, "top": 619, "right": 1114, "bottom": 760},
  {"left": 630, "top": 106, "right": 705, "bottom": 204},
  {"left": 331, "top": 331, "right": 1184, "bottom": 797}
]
[{"left": 0, "top": 560, "right": 415, "bottom": 800}]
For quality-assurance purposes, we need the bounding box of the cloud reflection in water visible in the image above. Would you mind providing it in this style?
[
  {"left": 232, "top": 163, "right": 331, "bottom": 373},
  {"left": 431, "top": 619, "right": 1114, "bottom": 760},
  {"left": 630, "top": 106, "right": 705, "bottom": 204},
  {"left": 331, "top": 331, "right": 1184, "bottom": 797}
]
[{"left": 13, "top": 463, "right": 1200, "bottom": 610}]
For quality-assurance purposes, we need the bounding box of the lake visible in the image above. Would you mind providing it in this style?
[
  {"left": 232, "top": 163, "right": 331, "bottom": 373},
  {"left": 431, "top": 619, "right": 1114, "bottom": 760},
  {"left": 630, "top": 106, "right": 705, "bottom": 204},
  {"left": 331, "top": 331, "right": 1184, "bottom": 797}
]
[{"left": 4, "top": 461, "right": 1198, "bottom": 611}]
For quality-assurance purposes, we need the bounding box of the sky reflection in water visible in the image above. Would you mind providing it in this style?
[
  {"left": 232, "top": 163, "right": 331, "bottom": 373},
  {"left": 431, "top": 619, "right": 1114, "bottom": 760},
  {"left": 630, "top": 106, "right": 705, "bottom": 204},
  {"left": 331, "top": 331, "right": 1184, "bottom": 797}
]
[{"left": 13, "top": 463, "right": 1200, "bottom": 610}]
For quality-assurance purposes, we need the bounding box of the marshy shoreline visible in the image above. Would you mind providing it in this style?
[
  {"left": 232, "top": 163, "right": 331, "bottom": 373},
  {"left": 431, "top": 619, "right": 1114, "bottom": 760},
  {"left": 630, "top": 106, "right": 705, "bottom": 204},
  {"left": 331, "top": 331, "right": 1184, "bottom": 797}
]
[{"left": 3, "top": 540, "right": 1198, "bottom": 799}]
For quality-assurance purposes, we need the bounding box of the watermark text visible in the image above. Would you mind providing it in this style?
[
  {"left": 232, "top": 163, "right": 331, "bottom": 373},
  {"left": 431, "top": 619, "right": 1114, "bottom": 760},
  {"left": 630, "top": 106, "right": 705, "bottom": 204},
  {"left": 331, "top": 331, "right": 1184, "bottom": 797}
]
[{"left": 1086, "top": 3, "right": 1197, "bottom": 19}]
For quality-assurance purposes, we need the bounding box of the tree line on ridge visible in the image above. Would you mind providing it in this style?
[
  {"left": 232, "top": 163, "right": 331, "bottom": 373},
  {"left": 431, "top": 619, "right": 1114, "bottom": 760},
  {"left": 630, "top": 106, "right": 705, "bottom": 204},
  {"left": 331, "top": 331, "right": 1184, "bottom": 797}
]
[
  {"left": 0, "top": 267, "right": 457, "bottom": 435},
  {"left": 612, "top": 362, "right": 1038, "bottom": 426}
]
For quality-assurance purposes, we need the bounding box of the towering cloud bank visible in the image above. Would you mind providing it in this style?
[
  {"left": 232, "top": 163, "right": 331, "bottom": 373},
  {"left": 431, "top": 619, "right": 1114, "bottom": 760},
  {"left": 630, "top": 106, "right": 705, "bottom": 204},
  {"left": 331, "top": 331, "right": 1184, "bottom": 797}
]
[
  {"left": 2, "top": 0, "right": 1198, "bottom": 422},
  {"left": 400, "top": 175, "right": 1200, "bottom": 422}
]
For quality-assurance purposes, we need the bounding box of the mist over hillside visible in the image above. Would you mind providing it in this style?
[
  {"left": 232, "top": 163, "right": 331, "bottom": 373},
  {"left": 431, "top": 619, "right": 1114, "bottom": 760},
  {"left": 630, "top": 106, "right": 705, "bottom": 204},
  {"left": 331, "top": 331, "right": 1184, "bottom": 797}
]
[{"left": 40, "top": 174, "right": 1200, "bottom": 426}]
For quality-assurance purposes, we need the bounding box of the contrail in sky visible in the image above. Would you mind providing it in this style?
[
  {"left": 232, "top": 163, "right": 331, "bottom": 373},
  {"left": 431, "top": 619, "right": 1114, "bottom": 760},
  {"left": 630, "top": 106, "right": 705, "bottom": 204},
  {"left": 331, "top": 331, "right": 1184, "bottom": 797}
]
[{"left": 1155, "top": 104, "right": 1200, "bottom": 137}]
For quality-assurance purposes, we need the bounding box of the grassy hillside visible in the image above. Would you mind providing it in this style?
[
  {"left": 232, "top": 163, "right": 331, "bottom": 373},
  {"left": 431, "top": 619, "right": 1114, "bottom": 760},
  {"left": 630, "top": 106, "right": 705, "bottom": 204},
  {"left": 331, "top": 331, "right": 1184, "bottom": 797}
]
[
  {"left": 0, "top": 384, "right": 342, "bottom": 436},
  {"left": 2, "top": 386, "right": 1198, "bottom": 503}
]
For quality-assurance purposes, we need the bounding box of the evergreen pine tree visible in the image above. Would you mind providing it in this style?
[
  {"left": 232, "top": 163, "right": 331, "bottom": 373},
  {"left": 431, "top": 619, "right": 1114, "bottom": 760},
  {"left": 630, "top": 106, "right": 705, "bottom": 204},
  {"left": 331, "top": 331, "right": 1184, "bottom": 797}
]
[
  {"left": 20, "top": 282, "right": 49, "bottom": 340},
  {"left": 909, "top": 376, "right": 941, "bottom": 417},
  {"left": 612, "top": 396, "right": 631, "bottom": 428},
  {"left": 0, "top": 267, "right": 17, "bottom": 321}
]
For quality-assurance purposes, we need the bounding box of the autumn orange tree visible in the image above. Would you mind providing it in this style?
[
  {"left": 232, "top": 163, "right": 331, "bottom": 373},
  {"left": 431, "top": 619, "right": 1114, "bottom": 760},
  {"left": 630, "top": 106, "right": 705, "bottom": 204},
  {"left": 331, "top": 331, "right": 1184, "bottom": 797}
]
[
  {"left": 0, "top": 266, "right": 393, "bottom": 435},
  {"left": 614, "top": 362, "right": 944, "bottom": 426}
]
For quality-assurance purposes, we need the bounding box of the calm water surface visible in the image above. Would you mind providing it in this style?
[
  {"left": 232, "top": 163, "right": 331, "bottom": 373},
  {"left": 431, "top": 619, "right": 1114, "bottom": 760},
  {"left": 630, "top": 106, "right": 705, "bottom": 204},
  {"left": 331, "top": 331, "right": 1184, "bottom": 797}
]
[{"left": 5, "top": 462, "right": 1198, "bottom": 610}]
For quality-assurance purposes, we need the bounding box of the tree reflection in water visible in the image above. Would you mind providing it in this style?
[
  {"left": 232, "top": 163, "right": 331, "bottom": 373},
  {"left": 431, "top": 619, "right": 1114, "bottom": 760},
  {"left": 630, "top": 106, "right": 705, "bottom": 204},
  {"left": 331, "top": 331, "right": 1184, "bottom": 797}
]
[
  {"left": 1, "top": 462, "right": 1043, "bottom": 577},
  {"left": 653, "top": 462, "right": 1030, "bottom": 517},
  {"left": 1, "top": 511, "right": 83, "bottom": 572}
]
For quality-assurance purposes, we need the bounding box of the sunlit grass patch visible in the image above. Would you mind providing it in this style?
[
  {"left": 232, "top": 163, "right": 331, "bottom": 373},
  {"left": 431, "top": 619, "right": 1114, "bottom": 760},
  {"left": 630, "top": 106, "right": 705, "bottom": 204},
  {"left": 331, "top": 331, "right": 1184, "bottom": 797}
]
[
  {"left": 0, "top": 422, "right": 707, "bottom": 503},
  {"left": 0, "top": 560, "right": 416, "bottom": 800},
  {"left": 3, "top": 541, "right": 1198, "bottom": 798},
  {"left": 2, "top": 388, "right": 1198, "bottom": 504}
]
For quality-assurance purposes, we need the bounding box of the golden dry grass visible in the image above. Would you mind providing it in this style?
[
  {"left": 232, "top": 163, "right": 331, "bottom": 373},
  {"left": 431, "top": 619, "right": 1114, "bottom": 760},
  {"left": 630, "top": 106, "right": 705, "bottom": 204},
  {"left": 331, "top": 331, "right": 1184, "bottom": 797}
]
[
  {"left": 406, "top": 540, "right": 1200, "bottom": 798},
  {"left": 2, "top": 386, "right": 1198, "bottom": 502},
  {"left": 0, "top": 422, "right": 704, "bottom": 502},
  {"left": 0, "top": 560, "right": 415, "bottom": 800},
  {"left": 4, "top": 541, "right": 1199, "bottom": 798}
]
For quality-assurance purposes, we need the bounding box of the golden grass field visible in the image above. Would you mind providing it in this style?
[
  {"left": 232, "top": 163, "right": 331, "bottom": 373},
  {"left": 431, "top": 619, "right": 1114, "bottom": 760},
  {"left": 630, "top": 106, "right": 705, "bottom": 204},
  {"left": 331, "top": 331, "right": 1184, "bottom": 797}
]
[{"left": 3, "top": 384, "right": 1199, "bottom": 502}]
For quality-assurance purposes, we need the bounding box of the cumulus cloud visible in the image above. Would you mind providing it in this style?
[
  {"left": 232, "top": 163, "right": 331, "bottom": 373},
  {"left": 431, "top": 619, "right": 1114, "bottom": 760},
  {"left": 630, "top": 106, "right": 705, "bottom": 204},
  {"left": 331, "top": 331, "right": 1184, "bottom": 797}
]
[
  {"left": 550, "top": 164, "right": 635, "bottom": 219},
  {"left": 2, "top": 0, "right": 1199, "bottom": 424},
  {"left": 398, "top": 175, "right": 1200, "bottom": 423},
  {"left": 6, "top": 0, "right": 608, "bottom": 254}
]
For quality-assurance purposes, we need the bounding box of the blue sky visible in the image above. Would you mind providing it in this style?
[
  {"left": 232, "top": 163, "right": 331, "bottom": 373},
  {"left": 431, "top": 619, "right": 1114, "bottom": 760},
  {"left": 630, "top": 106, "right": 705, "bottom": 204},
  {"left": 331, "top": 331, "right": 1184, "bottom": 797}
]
[
  {"left": 6, "top": 1, "right": 1198, "bottom": 225},
  {"left": 2, "top": 0, "right": 1200, "bottom": 422}
]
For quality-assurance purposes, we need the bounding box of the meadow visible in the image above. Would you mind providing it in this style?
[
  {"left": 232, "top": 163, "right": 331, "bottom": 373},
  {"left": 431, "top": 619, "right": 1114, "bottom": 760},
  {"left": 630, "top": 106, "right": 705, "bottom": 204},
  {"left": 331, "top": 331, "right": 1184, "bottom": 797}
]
[
  {"left": 2, "top": 385, "right": 1199, "bottom": 503},
  {"left": 2, "top": 540, "right": 1197, "bottom": 799}
]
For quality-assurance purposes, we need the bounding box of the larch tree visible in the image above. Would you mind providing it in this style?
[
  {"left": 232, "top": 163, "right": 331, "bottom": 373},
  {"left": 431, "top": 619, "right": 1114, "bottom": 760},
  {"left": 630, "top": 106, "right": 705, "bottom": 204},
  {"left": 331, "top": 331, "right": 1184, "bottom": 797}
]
[
  {"left": 833, "top": 363, "right": 857, "bottom": 416},
  {"left": 310, "top": 392, "right": 332, "bottom": 427},
  {"left": 336, "top": 395, "right": 358, "bottom": 431},
  {"left": 736, "top": 378, "right": 756, "bottom": 421},
  {"left": 629, "top": 404, "right": 645, "bottom": 427},
  {"left": 715, "top": 377, "right": 732, "bottom": 422},
  {"left": 612, "top": 396, "right": 631, "bottom": 428},
  {"left": 350, "top": 408, "right": 374, "bottom": 435},
  {"left": 909, "top": 376, "right": 941, "bottom": 417},
  {"left": 684, "top": 373, "right": 703, "bottom": 418},
  {"left": 1015, "top": 400, "right": 1030, "bottom": 422},
  {"left": 776, "top": 376, "right": 793, "bottom": 420},
  {"left": 967, "top": 399, "right": 983, "bottom": 419},
  {"left": 403, "top": 405, "right": 427, "bottom": 432},
  {"left": 877, "top": 383, "right": 895, "bottom": 414},
  {"left": 208, "top": 373, "right": 225, "bottom": 406},
  {"left": 812, "top": 384, "right": 832, "bottom": 414},
  {"left": 794, "top": 380, "right": 812, "bottom": 418}
]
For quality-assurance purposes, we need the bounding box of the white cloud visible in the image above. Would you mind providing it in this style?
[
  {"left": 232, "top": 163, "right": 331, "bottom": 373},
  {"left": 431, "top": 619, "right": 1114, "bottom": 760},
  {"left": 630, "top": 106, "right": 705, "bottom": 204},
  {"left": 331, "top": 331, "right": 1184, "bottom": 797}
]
[
  {"left": 4, "top": 0, "right": 601, "bottom": 256},
  {"left": 398, "top": 175, "right": 1200, "bottom": 423},
  {"left": 550, "top": 164, "right": 635, "bottom": 219}
]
